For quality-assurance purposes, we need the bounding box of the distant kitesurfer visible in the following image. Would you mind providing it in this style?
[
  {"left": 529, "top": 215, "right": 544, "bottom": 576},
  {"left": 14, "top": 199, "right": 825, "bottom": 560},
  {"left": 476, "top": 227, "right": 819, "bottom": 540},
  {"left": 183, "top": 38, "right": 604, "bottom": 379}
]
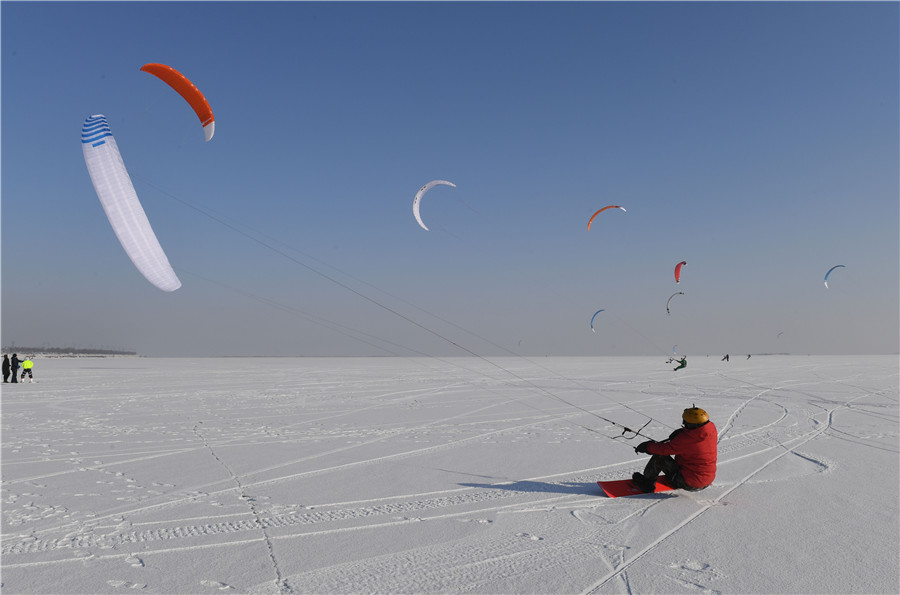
[
  {"left": 673, "top": 357, "right": 687, "bottom": 371},
  {"left": 632, "top": 406, "right": 717, "bottom": 493},
  {"left": 722, "top": 354, "right": 729, "bottom": 362}
]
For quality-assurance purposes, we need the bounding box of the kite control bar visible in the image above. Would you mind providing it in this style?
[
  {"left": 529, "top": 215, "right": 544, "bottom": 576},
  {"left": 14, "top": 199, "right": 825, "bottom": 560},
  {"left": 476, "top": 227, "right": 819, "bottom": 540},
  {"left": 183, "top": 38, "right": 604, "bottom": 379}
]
[{"left": 612, "top": 419, "right": 652, "bottom": 441}]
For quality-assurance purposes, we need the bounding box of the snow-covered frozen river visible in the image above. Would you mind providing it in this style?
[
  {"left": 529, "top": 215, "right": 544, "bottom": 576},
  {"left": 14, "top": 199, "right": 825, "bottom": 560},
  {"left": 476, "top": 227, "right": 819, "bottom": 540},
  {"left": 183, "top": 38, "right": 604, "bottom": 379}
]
[{"left": 2, "top": 355, "right": 897, "bottom": 594}]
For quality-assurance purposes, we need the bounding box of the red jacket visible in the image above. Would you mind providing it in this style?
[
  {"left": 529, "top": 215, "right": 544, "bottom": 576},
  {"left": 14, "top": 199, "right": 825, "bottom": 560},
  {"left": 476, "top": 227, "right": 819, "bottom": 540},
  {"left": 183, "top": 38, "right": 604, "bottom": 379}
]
[{"left": 647, "top": 421, "right": 717, "bottom": 488}]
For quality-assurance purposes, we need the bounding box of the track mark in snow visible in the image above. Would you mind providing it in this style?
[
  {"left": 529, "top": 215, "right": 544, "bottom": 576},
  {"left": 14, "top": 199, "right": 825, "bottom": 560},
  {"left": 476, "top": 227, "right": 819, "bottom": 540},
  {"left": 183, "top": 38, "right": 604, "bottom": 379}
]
[
  {"left": 200, "top": 579, "right": 235, "bottom": 590},
  {"left": 663, "top": 560, "right": 724, "bottom": 594},
  {"left": 192, "top": 424, "right": 291, "bottom": 594},
  {"left": 583, "top": 390, "right": 872, "bottom": 595},
  {"left": 107, "top": 580, "right": 146, "bottom": 589},
  {"left": 1, "top": 488, "right": 519, "bottom": 555},
  {"left": 516, "top": 532, "right": 543, "bottom": 541},
  {"left": 276, "top": 523, "right": 610, "bottom": 594},
  {"left": 457, "top": 517, "right": 493, "bottom": 525},
  {"left": 572, "top": 509, "right": 614, "bottom": 526}
]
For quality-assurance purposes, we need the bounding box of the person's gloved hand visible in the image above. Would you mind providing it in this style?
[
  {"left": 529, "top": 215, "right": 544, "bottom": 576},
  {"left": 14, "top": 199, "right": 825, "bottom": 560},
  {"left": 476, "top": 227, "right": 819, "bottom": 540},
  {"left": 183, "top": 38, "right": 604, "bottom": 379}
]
[{"left": 634, "top": 441, "right": 653, "bottom": 454}]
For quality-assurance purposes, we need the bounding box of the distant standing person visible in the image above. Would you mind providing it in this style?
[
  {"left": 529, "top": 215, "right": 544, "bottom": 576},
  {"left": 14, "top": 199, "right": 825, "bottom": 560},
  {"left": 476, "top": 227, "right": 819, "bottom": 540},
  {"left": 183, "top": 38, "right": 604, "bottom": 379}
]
[
  {"left": 10, "top": 354, "right": 19, "bottom": 383},
  {"left": 2, "top": 355, "right": 10, "bottom": 382},
  {"left": 20, "top": 357, "right": 34, "bottom": 383}
]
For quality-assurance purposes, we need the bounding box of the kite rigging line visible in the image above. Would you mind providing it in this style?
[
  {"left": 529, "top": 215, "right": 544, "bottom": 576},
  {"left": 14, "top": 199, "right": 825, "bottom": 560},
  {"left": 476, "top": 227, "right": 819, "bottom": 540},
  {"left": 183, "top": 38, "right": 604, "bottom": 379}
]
[{"left": 133, "top": 173, "right": 664, "bottom": 442}]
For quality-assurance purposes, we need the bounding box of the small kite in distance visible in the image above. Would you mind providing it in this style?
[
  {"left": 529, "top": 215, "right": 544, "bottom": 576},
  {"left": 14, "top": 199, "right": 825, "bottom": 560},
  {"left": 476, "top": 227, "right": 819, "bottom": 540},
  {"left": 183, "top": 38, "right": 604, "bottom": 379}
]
[
  {"left": 666, "top": 291, "right": 684, "bottom": 316},
  {"left": 824, "top": 265, "right": 845, "bottom": 288},
  {"left": 413, "top": 180, "right": 456, "bottom": 231},
  {"left": 674, "top": 261, "right": 687, "bottom": 283},
  {"left": 587, "top": 205, "right": 626, "bottom": 231}
]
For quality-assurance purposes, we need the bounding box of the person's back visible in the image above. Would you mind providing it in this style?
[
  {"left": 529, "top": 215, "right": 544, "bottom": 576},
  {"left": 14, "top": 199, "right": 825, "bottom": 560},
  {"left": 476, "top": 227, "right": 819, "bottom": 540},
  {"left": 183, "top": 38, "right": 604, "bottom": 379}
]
[
  {"left": 633, "top": 406, "right": 718, "bottom": 492},
  {"left": 21, "top": 359, "right": 34, "bottom": 382},
  {"left": 647, "top": 420, "right": 717, "bottom": 488}
]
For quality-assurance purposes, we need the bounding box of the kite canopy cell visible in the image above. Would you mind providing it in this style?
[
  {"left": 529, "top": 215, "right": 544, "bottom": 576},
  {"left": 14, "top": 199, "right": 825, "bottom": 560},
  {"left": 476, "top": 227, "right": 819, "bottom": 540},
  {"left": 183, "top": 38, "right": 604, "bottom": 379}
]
[
  {"left": 81, "top": 115, "right": 181, "bottom": 292},
  {"left": 140, "top": 63, "right": 215, "bottom": 141}
]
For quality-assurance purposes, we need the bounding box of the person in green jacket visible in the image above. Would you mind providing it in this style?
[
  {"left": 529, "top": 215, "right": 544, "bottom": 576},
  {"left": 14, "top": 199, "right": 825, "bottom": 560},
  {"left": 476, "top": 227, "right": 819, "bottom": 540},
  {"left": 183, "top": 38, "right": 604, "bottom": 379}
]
[
  {"left": 673, "top": 357, "right": 687, "bottom": 372},
  {"left": 20, "top": 357, "right": 34, "bottom": 383}
]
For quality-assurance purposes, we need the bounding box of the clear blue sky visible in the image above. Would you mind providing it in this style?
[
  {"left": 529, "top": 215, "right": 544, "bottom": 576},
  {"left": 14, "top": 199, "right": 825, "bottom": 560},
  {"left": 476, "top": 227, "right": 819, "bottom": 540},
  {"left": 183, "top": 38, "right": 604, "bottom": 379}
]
[{"left": 2, "top": 1, "right": 898, "bottom": 357}]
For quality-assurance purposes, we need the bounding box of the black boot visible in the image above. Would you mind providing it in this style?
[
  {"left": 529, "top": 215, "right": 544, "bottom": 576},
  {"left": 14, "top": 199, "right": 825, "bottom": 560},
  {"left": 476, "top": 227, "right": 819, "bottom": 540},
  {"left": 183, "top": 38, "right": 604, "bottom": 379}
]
[{"left": 632, "top": 472, "right": 656, "bottom": 493}]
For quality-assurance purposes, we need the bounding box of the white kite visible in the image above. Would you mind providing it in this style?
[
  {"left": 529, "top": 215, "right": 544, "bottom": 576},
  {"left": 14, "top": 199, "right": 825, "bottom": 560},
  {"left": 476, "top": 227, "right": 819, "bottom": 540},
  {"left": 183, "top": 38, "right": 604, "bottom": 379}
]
[
  {"left": 81, "top": 115, "right": 181, "bottom": 291},
  {"left": 413, "top": 180, "right": 456, "bottom": 231}
]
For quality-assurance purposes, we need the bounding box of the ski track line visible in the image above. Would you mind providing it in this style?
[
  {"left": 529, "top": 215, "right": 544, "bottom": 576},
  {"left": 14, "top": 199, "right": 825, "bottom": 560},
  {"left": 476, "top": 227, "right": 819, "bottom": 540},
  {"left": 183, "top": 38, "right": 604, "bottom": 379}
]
[
  {"left": 223, "top": 410, "right": 584, "bottom": 491},
  {"left": 716, "top": 375, "right": 828, "bottom": 441},
  {"left": 7, "top": 458, "right": 604, "bottom": 554},
  {"left": 3, "top": 389, "right": 550, "bottom": 483},
  {"left": 2, "top": 442, "right": 202, "bottom": 467},
  {"left": 2, "top": 448, "right": 199, "bottom": 486},
  {"left": 8, "top": 362, "right": 891, "bottom": 579},
  {"left": 0, "top": 423, "right": 837, "bottom": 565},
  {"left": 1, "top": 487, "right": 580, "bottom": 561},
  {"left": 193, "top": 424, "right": 290, "bottom": 594},
  {"left": 4, "top": 487, "right": 474, "bottom": 558},
  {"left": 232, "top": 394, "right": 532, "bottom": 483},
  {"left": 201, "top": 382, "right": 472, "bottom": 449},
  {"left": 2, "top": 411, "right": 582, "bottom": 543},
  {"left": 4, "top": 435, "right": 734, "bottom": 563},
  {"left": 1, "top": 535, "right": 270, "bottom": 569},
  {"left": 580, "top": 388, "right": 876, "bottom": 595},
  {"left": 6, "top": 384, "right": 519, "bottom": 486},
  {"left": 3, "top": 376, "right": 461, "bottom": 446},
  {"left": 717, "top": 398, "right": 789, "bottom": 448},
  {"left": 264, "top": 503, "right": 611, "bottom": 594},
  {"left": 714, "top": 365, "right": 886, "bottom": 445},
  {"left": 2, "top": 405, "right": 799, "bottom": 554},
  {"left": 306, "top": 461, "right": 630, "bottom": 510}
]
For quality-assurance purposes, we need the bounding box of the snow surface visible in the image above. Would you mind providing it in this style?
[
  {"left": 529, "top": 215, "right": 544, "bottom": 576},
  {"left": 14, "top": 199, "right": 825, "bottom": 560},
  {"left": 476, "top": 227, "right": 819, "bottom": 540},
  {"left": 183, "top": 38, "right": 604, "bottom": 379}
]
[{"left": 2, "top": 355, "right": 897, "bottom": 594}]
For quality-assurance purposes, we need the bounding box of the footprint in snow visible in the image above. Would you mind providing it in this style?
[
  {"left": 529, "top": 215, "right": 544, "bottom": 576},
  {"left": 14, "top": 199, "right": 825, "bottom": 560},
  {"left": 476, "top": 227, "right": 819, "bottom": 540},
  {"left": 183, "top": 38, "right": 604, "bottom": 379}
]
[
  {"left": 200, "top": 579, "right": 235, "bottom": 590},
  {"left": 668, "top": 559, "right": 725, "bottom": 579},
  {"left": 106, "top": 580, "right": 146, "bottom": 589},
  {"left": 516, "top": 532, "right": 543, "bottom": 541}
]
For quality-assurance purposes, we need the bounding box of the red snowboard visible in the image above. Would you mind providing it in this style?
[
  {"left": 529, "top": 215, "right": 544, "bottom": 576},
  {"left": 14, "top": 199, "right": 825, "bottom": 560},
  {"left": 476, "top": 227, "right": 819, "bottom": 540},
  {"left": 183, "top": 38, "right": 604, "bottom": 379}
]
[{"left": 597, "top": 476, "right": 675, "bottom": 498}]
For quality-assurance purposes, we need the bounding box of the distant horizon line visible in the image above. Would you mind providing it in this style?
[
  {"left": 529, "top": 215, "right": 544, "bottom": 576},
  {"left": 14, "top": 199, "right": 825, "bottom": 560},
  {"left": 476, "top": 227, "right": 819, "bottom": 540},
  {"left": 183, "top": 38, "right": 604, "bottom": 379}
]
[{"left": 7, "top": 351, "right": 898, "bottom": 359}]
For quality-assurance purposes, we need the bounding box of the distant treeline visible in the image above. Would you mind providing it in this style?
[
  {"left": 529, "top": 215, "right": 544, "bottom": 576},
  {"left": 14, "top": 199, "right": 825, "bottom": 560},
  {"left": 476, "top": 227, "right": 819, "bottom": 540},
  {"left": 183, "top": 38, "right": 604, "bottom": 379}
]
[{"left": 1, "top": 347, "right": 137, "bottom": 356}]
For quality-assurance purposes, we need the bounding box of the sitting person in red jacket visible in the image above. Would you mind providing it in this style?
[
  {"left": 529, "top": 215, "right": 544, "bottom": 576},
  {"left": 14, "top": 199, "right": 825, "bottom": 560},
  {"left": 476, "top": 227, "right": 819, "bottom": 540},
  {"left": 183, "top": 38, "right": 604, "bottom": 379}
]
[{"left": 632, "top": 406, "right": 717, "bottom": 493}]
